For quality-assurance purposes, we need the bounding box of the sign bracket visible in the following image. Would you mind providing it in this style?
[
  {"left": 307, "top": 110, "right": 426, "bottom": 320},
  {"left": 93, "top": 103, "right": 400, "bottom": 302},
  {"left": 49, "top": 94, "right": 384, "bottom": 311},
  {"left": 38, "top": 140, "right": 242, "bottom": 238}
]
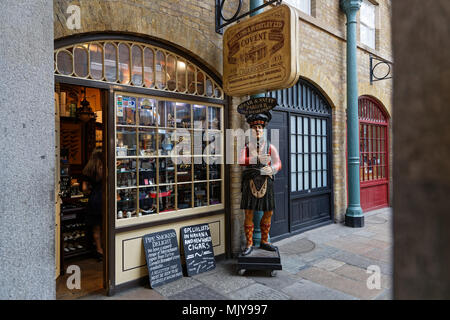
[
  {"left": 215, "top": 0, "right": 282, "bottom": 34},
  {"left": 370, "top": 56, "right": 393, "bottom": 84}
]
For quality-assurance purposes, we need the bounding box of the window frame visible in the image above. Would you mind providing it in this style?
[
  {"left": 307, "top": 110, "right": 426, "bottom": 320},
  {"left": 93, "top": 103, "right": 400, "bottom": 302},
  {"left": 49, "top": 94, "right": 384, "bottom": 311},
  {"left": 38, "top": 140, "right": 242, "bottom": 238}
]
[{"left": 359, "top": 0, "right": 377, "bottom": 49}]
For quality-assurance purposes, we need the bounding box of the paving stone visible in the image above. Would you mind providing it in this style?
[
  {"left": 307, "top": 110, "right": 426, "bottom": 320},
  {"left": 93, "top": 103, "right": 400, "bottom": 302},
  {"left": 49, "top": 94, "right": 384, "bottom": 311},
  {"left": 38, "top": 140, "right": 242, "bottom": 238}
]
[
  {"left": 153, "top": 276, "right": 202, "bottom": 297},
  {"left": 296, "top": 267, "right": 383, "bottom": 300},
  {"left": 324, "top": 238, "right": 375, "bottom": 255},
  {"left": 374, "top": 288, "right": 393, "bottom": 300},
  {"left": 330, "top": 250, "right": 393, "bottom": 275},
  {"left": 107, "top": 287, "right": 166, "bottom": 300},
  {"left": 278, "top": 238, "right": 316, "bottom": 255},
  {"left": 296, "top": 244, "right": 340, "bottom": 263},
  {"left": 353, "top": 230, "right": 377, "bottom": 238},
  {"left": 361, "top": 247, "right": 392, "bottom": 263},
  {"left": 168, "top": 284, "right": 229, "bottom": 300},
  {"left": 282, "top": 279, "right": 358, "bottom": 300},
  {"left": 247, "top": 269, "right": 301, "bottom": 291},
  {"left": 228, "top": 283, "right": 291, "bottom": 300},
  {"left": 334, "top": 264, "right": 392, "bottom": 289},
  {"left": 313, "top": 258, "right": 346, "bottom": 271},
  {"left": 194, "top": 265, "right": 255, "bottom": 294},
  {"left": 279, "top": 254, "right": 308, "bottom": 274}
]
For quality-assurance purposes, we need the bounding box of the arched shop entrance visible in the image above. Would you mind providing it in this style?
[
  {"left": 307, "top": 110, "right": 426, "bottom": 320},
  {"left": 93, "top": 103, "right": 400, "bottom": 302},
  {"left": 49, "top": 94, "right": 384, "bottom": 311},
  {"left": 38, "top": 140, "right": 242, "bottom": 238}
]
[
  {"left": 53, "top": 34, "right": 227, "bottom": 297},
  {"left": 358, "top": 96, "right": 389, "bottom": 212},
  {"left": 266, "top": 78, "right": 333, "bottom": 241}
]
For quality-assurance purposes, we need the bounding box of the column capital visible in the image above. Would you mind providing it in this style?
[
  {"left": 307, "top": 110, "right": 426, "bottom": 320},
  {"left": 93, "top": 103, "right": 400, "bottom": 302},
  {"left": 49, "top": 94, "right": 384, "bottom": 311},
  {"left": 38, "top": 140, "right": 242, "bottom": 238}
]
[{"left": 340, "top": 0, "right": 362, "bottom": 15}]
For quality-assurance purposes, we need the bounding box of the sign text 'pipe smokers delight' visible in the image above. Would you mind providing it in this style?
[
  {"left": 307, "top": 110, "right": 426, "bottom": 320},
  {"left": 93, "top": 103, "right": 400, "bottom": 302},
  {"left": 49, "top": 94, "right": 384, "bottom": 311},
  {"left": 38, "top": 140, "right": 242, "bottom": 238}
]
[{"left": 223, "top": 4, "right": 300, "bottom": 96}]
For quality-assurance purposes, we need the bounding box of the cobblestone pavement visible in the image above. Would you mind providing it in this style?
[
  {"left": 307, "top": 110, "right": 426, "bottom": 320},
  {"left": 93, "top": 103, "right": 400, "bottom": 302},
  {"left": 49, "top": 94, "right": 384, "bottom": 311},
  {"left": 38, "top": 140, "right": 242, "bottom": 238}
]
[{"left": 86, "top": 207, "right": 393, "bottom": 300}]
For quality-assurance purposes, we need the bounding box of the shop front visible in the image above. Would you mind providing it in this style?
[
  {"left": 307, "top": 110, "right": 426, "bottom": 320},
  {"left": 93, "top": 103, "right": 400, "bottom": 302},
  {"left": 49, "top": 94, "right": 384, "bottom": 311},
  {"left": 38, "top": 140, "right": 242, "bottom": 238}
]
[{"left": 53, "top": 34, "right": 228, "bottom": 295}]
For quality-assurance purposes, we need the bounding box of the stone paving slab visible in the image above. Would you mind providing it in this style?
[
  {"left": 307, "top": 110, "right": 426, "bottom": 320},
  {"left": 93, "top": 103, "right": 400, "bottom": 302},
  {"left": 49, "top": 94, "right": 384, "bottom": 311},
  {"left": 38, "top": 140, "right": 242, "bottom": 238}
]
[
  {"left": 247, "top": 269, "right": 302, "bottom": 291},
  {"left": 330, "top": 250, "right": 393, "bottom": 275},
  {"left": 168, "top": 284, "right": 229, "bottom": 300},
  {"left": 333, "top": 263, "right": 392, "bottom": 289},
  {"left": 227, "top": 283, "right": 291, "bottom": 300},
  {"left": 153, "top": 276, "right": 203, "bottom": 297},
  {"left": 361, "top": 247, "right": 392, "bottom": 263},
  {"left": 313, "top": 258, "right": 346, "bottom": 271},
  {"left": 296, "top": 266, "right": 384, "bottom": 300},
  {"left": 281, "top": 279, "right": 358, "bottom": 300},
  {"left": 194, "top": 264, "right": 256, "bottom": 294}
]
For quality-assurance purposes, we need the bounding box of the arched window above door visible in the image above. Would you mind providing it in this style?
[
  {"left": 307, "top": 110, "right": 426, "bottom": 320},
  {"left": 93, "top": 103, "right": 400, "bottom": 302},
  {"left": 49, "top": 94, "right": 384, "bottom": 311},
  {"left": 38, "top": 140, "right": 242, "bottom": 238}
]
[{"left": 54, "top": 40, "right": 224, "bottom": 100}]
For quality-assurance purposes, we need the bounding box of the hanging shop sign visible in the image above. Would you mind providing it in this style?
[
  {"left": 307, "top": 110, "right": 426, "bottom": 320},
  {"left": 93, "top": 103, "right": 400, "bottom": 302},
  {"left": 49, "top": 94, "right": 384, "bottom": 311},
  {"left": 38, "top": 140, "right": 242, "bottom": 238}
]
[
  {"left": 237, "top": 97, "right": 277, "bottom": 115},
  {"left": 143, "top": 229, "right": 183, "bottom": 288},
  {"left": 223, "top": 4, "right": 300, "bottom": 96},
  {"left": 181, "top": 223, "right": 216, "bottom": 276}
]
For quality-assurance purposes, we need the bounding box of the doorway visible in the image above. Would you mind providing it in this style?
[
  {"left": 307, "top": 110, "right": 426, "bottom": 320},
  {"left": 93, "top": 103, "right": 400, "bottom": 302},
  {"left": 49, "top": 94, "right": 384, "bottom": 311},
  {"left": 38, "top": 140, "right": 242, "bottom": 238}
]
[
  {"left": 267, "top": 78, "right": 334, "bottom": 241},
  {"left": 54, "top": 83, "right": 107, "bottom": 299}
]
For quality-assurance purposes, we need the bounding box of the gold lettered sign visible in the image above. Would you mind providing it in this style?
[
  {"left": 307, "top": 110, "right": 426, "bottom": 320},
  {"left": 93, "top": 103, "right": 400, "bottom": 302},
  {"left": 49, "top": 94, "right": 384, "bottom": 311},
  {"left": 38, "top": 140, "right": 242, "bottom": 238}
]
[{"left": 223, "top": 4, "right": 300, "bottom": 96}]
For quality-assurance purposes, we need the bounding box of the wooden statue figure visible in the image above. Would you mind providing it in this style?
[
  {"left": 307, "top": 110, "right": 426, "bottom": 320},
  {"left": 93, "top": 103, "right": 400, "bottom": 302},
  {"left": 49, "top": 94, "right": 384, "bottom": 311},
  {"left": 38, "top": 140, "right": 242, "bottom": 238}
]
[{"left": 239, "top": 111, "right": 282, "bottom": 256}]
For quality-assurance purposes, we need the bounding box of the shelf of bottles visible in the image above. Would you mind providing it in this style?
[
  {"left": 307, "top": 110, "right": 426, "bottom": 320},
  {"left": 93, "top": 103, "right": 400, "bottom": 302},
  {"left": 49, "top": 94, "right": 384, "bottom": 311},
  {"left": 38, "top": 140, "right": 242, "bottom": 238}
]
[{"left": 115, "top": 93, "right": 223, "bottom": 222}]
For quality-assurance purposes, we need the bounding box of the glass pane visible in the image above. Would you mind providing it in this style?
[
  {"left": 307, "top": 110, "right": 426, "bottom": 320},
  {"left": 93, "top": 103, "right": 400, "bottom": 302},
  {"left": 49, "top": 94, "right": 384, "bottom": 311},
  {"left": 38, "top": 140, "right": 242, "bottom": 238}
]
[
  {"left": 57, "top": 50, "right": 73, "bottom": 75},
  {"left": 194, "top": 183, "right": 208, "bottom": 207},
  {"left": 177, "top": 60, "right": 187, "bottom": 92},
  {"left": 117, "top": 189, "right": 137, "bottom": 219},
  {"left": 194, "top": 163, "right": 207, "bottom": 180},
  {"left": 177, "top": 163, "right": 192, "bottom": 183},
  {"left": 290, "top": 116, "right": 296, "bottom": 134},
  {"left": 312, "top": 171, "right": 316, "bottom": 188},
  {"left": 210, "top": 181, "right": 222, "bottom": 205},
  {"left": 104, "top": 43, "right": 117, "bottom": 82},
  {"left": 138, "top": 158, "right": 156, "bottom": 186},
  {"left": 166, "top": 55, "right": 176, "bottom": 91},
  {"left": 159, "top": 129, "right": 175, "bottom": 156},
  {"left": 297, "top": 117, "right": 302, "bottom": 134},
  {"left": 291, "top": 173, "right": 297, "bottom": 192},
  {"left": 322, "top": 137, "right": 326, "bottom": 152},
  {"left": 138, "top": 128, "right": 157, "bottom": 156},
  {"left": 214, "top": 85, "right": 222, "bottom": 98},
  {"left": 139, "top": 187, "right": 157, "bottom": 215},
  {"left": 303, "top": 136, "right": 309, "bottom": 153},
  {"left": 208, "top": 106, "right": 221, "bottom": 130},
  {"left": 131, "top": 45, "right": 143, "bottom": 86},
  {"left": 304, "top": 154, "right": 309, "bottom": 172},
  {"left": 138, "top": 98, "right": 157, "bottom": 126},
  {"left": 187, "top": 64, "right": 196, "bottom": 94},
  {"left": 155, "top": 101, "right": 173, "bottom": 128},
  {"left": 116, "top": 159, "right": 137, "bottom": 188},
  {"left": 116, "top": 128, "right": 137, "bottom": 157},
  {"left": 206, "top": 78, "right": 213, "bottom": 97},
  {"left": 159, "top": 158, "right": 175, "bottom": 184},
  {"left": 209, "top": 163, "right": 221, "bottom": 180},
  {"left": 89, "top": 44, "right": 103, "bottom": 80},
  {"left": 312, "top": 154, "right": 316, "bottom": 170},
  {"left": 193, "top": 105, "right": 207, "bottom": 129},
  {"left": 297, "top": 172, "right": 303, "bottom": 190},
  {"left": 317, "top": 154, "right": 322, "bottom": 170},
  {"left": 318, "top": 171, "right": 322, "bottom": 188},
  {"left": 207, "top": 131, "right": 222, "bottom": 156},
  {"left": 322, "top": 119, "right": 326, "bottom": 135},
  {"left": 323, "top": 170, "right": 327, "bottom": 187},
  {"left": 304, "top": 172, "right": 309, "bottom": 190},
  {"left": 317, "top": 135, "right": 321, "bottom": 152},
  {"left": 317, "top": 119, "right": 321, "bottom": 136},
  {"left": 311, "top": 136, "right": 316, "bottom": 152},
  {"left": 158, "top": 185, "right": 175, "bottom": 213},
  {"left": 197, "top": 71, "right": 205, "bottom": 95},
  {"left": 322, "top": 154, "right": 327, "bottom": 170},
  {"left": 144, "top": 48, "right": 154, "bottom": 88},
  {"left": 116, "top": 95, "right": 136, "bottom": 125},
  {"left": 303, "top": 117, "right": 308, "bottom": 134},
  {"left": 298, "top": 155, "right": 303, "bottom": 172},
  {"left": 298, "top": 135, "right": 303, "bottom": 153},
  {"left": 290, "top": 135, "right": 296, "bottom": 153},
  {"left": 156, "top": 50, "right": 166, "bottom": 89},
  {"left": 177, "top": 183, "right": 192, "bottom": 209},
  {"left": 311, "top": 118, "right": 316, "bottom": 135},
  {"left": 291, "top": 154, "right": 297, "bottom": 172},
  {"left": 118, "top": 44, "right": 130, "bottom": 84},
  {"left": 176, "top": 103, "right": 191, "bottom": 128},
  {"left": 74, "top": 46, "right": 88, "bottom": 77}
]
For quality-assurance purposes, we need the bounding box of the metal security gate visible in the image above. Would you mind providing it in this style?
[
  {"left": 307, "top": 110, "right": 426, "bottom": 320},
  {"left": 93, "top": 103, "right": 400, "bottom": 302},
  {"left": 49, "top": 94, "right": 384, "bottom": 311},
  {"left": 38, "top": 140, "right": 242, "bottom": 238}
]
[
  {"left": 358, "top": 96, "right": 389, "bottom": 211},
  {"left": 267, "top": 79, "right": 333, "bottom": 240}
]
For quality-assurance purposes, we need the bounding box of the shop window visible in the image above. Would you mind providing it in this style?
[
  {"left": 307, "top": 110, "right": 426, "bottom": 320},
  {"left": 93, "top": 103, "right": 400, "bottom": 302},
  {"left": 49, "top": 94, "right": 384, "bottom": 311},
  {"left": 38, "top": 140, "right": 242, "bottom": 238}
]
[
  {"left": 115, "top": 94, "right": 224, "bottom": 222},
  {"left": 360, "top": 0, "right": 376, "bottom": 49},
  {"left": 290, "top": 115, "right": 328, "bottom": 192},
  {"left": 54, "top": 41, "right": 223, "bottom": 100},
  {"left": 359, "top": 96, "right": 388, "bottom": 182}
]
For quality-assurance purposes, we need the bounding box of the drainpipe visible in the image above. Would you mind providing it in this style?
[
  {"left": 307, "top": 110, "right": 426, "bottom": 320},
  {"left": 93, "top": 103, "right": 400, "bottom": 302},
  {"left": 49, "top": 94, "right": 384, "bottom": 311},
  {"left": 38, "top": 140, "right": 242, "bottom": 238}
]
[
  {"left": 250, "top": 0, "right": 267, "bottom": 246},
  {"left": 341, "top": 0, "right": 364, "bottom": 227}
]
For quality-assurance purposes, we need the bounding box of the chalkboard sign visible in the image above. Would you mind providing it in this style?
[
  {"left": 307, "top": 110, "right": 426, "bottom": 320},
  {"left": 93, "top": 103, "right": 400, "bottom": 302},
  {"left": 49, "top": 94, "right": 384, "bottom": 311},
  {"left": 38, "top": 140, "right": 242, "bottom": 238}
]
[
  {"left": 181, "top": 223, "right": 216, "bottom": 276},
  {"left": 143, "top": 229, "right": 183, "bottom": 288}
]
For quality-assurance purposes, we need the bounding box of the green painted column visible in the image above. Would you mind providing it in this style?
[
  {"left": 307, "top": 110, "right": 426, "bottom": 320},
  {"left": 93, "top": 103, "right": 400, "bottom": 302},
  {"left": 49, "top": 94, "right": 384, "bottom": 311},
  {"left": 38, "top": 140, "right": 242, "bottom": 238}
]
[
  {"left": 250, "top": 0, "right": 268, "bottom": 246},
  {"left": 341, "top": 0, "right": 364, "bottom": 227}
]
